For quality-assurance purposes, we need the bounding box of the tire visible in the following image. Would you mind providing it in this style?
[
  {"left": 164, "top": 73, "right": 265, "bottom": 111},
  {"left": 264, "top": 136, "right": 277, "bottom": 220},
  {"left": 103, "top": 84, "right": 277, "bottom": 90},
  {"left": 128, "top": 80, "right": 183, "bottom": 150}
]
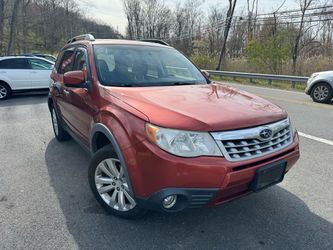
[
  {"left": 88, "top": 145, "right": 147, "bottom": 219},
  {"left": 0, "top": 82, "right": 11, "bottom": 100},
  {"left": 310, "top": 82, "right": 333, "bottom": 103},
  {"left": 50, "top": 105, "right": 71, "bottom": 141}
]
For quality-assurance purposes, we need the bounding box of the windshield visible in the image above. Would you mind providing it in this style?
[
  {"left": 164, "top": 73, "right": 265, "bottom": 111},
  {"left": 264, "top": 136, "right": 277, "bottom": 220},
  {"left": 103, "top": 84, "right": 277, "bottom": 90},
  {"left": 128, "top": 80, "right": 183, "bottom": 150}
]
[{"left": 93, "top": 45, "right": 207, "bottom": 87}]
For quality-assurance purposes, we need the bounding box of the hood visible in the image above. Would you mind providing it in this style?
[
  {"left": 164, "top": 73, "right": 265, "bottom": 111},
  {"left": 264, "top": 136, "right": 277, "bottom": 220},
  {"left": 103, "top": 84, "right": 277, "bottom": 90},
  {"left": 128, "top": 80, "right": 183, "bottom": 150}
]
[
  {"left": 105, "top": 83, "right": 287, "bottom": 131},
  {"left": 313, "top": 70, "right": 333, "bottom": 76}
]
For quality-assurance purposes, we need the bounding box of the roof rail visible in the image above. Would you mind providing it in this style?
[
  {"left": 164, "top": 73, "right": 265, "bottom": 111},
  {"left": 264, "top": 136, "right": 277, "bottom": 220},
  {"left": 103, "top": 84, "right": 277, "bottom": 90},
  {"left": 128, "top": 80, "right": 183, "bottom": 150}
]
[
  {"left": 67, "top": 34, "right": 95, "bottom": 44},
  {"left": 140, "top": 39, "right": 169, "bottom": 46}
]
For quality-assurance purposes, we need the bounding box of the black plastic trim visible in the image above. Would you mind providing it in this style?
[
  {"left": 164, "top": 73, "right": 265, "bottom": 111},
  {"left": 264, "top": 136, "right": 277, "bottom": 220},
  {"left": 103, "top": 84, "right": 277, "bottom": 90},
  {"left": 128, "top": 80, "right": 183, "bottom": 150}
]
[
  {"left": 90, "top": 123, "right": 134, "bottom": 196},
  {"left": 135, "top": 188, "right": 218, "bottom": 212}
]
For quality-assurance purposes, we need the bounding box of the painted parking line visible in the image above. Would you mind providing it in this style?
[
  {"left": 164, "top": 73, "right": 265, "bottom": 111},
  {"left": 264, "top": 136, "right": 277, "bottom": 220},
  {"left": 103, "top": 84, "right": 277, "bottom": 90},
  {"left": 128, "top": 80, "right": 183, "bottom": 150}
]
[
  {"left": 223, "top": 82, "right": 333, "bottom": 110},
  {"left": 298, "top": 132, "right": 333, "bottom": 146},
  {"left": 258, "top": 94, "right": 333, "bottom": 110},
  {"left": 226, "top": 82, "right": 305, "bottom": 95}
]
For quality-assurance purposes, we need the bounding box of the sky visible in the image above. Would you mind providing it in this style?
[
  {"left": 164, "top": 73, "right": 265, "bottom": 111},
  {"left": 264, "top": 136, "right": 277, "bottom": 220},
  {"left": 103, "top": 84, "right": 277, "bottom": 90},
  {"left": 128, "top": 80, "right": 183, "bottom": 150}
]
[{"left": 77, "top": 0, "right": 300, "bottom": 35}]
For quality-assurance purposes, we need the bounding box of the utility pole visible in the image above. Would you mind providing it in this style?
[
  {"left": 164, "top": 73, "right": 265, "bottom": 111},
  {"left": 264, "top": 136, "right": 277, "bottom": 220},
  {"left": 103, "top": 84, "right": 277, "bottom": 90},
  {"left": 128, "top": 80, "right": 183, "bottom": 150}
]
[{"left": 216, "top": 0, "right": 237, "bottom": 71}]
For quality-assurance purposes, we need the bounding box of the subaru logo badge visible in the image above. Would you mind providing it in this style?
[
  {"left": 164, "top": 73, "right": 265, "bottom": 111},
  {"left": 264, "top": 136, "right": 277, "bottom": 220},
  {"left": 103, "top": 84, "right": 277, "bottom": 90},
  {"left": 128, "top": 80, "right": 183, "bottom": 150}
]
[{"left": 259, "top": 128, "right": 273, "bottom": 140}]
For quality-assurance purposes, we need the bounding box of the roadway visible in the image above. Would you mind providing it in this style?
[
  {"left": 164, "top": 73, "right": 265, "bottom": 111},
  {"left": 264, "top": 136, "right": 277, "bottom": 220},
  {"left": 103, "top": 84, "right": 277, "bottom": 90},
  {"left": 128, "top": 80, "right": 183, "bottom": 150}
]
[{"left": 0, "top": 85, "right": 332, "bottom": 250}]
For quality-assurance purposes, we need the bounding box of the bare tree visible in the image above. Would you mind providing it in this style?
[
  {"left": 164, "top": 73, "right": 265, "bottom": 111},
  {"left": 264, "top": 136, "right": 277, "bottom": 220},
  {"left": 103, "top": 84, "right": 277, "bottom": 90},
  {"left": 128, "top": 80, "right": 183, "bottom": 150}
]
[
  {"left": 0, "top": 0, "right": 4, "bottom": 53},
  {"left": 123, "top": 0, "right": 141, "bottom": 39},
  {"left": 123, "top": 0, "right": 172, "bottom": 40},
  {"left": 216, "top": 0, "right": 237, "bottom": 70},
  {"left": 7, "top": 0, "right": 21, "bottom": 55},
  {"left": 246, "top": 0, "right": 258, "bottom": 40},
  {"left": 229, "top": 15, "right": 247, "bottom": 58},
  {"left": 21, "top": 0, "right": 31, "bottom": 53},
  {"left": 292, "top": 0, "right": 314, "bottom": 74},
  {"left": 207, "top": 7, "right": 224, "bottom": 56}
]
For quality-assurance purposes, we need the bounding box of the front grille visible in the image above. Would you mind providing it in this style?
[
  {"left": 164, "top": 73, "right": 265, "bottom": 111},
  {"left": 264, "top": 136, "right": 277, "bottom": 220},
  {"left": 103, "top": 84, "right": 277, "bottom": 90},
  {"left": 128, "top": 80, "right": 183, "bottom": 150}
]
[{"left": 211, "top": 119, "right": 293, "bottom": 162}]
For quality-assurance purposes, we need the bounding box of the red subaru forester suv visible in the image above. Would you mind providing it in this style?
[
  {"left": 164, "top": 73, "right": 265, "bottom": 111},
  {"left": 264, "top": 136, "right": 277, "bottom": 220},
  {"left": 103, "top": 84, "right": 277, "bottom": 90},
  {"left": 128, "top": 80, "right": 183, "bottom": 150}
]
[{"left": 48, "top": 34, "right": 300, "bottom": 219}]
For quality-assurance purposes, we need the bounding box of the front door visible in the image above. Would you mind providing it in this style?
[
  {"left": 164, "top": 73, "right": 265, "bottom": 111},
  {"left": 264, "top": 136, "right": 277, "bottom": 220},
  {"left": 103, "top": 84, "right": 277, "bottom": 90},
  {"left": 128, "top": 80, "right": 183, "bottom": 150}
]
[
  {"left": 62, "top": 47, "right": 96, "bottom": 146},
  {"left": 51, "top": 47, "right": 76, "bottom": 131}
]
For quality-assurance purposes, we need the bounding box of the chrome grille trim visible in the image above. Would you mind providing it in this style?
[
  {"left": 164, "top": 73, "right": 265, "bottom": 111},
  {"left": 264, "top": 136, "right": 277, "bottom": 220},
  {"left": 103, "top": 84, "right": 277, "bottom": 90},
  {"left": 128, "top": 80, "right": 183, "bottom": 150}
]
[{"left": 211, "top": 119, "right": 293, "bottom": 162}]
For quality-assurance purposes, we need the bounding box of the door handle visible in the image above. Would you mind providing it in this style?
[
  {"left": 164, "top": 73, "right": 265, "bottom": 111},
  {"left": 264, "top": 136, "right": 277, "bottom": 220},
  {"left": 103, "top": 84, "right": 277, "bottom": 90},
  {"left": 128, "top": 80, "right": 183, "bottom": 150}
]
[
  {"left": 30, "top": 71, "right": 37, "bottom": 74},
  {"left": 0, "top": 71, "right": 6, "bottom": 74},
  {"left": 63, "top": 89, "right": 70, "bottom": 95}
]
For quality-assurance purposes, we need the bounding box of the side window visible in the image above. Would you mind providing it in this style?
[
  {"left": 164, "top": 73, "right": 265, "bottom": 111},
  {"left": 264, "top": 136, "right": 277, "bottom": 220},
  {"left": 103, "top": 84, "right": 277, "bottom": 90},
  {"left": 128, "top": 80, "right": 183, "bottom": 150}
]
[
  {"left": 54, "top": 51, "right": 64, "bottom": 71},
  {"left": 0, "top": 58, "right": 30, "bottom": 69},
  {"left": 0, "top": 59, "right": 9, "bottom": 69},
  {"left": 72, "top": 48, "right": 87, "bottom": 71},
  {"left": 58, "top": 49, "right": 75, "bottom": 74},
  {"left": 29, "top": 58, "right": 53, "bottom": 70}
]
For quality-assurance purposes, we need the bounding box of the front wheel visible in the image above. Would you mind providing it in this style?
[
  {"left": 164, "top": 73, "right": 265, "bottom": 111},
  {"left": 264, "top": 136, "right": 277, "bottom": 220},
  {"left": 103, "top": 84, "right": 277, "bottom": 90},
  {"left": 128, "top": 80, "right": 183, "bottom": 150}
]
[
  {"left": 311, "top": 82, "right": 333, "bottom": 103},
  {"left": 88, "top": 145, "right": 147, "bottom": 219}
]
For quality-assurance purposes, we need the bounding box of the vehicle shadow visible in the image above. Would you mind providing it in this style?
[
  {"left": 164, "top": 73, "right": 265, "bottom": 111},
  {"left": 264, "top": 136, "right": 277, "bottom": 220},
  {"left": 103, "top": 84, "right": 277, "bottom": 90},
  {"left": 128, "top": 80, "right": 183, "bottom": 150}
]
[
  {"left": 0, "top": 91, "right": 48, "bottom": 107},
  {"left": 45, "top": 139, "right": 333, "bottom": 250}
]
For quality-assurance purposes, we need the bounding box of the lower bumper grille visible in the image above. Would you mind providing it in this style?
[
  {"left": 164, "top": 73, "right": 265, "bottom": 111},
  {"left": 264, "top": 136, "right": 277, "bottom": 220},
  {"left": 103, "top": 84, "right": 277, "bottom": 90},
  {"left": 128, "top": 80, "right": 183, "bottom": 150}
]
[{"left": 189, "top": 193, "right": 215, "bottom": 208}]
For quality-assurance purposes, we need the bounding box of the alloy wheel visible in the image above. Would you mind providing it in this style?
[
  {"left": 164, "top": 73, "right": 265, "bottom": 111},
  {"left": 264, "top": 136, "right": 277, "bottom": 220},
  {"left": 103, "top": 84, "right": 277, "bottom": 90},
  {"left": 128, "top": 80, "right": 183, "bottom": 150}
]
[
  {"left": 313, "top": 85, "right": 329, "bottom": 101},
  {"left": 0, "top": 85, "right": 7, "bottom": 99},
  {"left": 95, "top": 158, "right": 136, "bottom": 211}
]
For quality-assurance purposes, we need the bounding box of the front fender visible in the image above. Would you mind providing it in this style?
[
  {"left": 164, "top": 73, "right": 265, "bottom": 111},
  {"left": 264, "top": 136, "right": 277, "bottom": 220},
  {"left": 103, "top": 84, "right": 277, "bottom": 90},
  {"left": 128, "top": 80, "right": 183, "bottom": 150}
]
[
  {"left": 90, "top": 109, "right": 147, "bottom": 196},
  {"left": 308, "top": 78, "right": 333, "bottom": 94}
]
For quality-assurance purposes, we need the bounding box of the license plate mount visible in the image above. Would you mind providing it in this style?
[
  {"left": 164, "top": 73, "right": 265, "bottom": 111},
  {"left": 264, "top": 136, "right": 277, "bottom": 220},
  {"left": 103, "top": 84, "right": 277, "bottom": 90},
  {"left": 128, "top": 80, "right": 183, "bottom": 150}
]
[{"left": 250, "top": 161, "right": 287, "bottom": 192}]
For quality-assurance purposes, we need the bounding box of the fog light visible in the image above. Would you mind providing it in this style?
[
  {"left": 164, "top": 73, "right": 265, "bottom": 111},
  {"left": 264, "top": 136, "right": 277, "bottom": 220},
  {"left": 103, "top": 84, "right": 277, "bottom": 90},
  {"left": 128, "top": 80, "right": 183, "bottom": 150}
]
[{"left": 162, "top": 195, "right": 177, "bottom": 209}]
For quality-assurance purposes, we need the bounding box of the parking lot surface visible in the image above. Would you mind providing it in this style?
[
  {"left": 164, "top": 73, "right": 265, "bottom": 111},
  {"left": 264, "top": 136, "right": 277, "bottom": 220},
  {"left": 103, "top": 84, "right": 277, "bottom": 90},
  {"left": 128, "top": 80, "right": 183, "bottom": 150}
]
[{"left": 0, "top": 86, "right": 332, "bottom": 250}]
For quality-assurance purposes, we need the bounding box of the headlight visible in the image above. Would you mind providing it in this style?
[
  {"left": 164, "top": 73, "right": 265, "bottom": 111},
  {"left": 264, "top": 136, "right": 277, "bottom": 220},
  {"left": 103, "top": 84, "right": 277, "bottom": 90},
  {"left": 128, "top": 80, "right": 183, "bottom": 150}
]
[
  {"left": 288, "top": 117, "right": 296, "bottom": 138},
  {"left": 145, "top": 123, "right": 222, "bottom": 157}
]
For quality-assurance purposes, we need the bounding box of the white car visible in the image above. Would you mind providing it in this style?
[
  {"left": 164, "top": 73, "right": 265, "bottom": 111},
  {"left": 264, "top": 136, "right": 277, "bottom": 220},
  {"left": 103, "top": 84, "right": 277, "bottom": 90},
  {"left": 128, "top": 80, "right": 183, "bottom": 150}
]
[
  {"left": 306, "top": 71, "right": 333, "bottom": 103},
  {"left": 0, "top": 56, "right": 54, "bottom": 100}
]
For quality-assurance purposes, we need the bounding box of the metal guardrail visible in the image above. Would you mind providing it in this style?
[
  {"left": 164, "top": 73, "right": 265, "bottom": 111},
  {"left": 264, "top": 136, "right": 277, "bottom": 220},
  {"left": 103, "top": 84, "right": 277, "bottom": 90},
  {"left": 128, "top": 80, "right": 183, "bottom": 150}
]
[{"left": 205, "top": 70, "right": 309, "bottom": 88}]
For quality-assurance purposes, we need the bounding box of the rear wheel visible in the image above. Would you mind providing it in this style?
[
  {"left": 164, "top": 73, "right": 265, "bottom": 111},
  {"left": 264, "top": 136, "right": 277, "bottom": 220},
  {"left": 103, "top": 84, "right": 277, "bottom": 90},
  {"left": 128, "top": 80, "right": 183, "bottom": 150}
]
[
  {"left": 51, "top": 105, "right": 70, "bottom": 141},
  {"left": 311, "top": 82, "right": 333, "bottom": 103},
  {"left": 88, "top": 145, "right": 147, "bottom": 219},
  {"left": 0, "top": 82, "right": 11, "bottom": 100}
]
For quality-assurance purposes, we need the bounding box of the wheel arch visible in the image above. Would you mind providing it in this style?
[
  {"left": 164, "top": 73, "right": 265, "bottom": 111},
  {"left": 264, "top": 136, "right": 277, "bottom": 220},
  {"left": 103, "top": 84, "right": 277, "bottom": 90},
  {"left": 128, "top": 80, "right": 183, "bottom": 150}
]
[
  {"left": 309, "top": 80, "right": 333, "bottom": 95},
  {"left": 90, "top": 123, "right": 135, "bottom": 194},
  {"left": 0, "top": 78, "right": 12, "bottom": 90},
  {"left": 91, "top": 125, "right": 113, "bottom": 154}
]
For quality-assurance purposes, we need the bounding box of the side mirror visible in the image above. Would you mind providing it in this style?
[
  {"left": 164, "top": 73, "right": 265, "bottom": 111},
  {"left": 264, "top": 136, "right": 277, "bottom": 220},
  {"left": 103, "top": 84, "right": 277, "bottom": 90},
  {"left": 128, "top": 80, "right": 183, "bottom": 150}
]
[
  {"left": 201, "top": 70, "right": 210, "bottom": 79},
  {"left": 64, "top": 70, "right": 85, "bottom": 87}
]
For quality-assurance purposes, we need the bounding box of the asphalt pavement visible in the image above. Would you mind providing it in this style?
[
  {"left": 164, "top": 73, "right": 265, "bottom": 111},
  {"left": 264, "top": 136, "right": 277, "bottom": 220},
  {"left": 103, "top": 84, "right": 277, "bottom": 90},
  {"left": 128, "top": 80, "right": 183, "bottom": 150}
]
[{"left": 0, "top": 86, "right": 332, "bottom": 250}]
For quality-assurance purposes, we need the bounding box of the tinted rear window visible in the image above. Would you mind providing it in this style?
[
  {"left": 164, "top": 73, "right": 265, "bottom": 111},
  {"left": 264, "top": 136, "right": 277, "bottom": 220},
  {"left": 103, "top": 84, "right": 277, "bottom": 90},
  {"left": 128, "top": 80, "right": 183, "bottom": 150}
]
[{"left": 0, "top": 58, "right": 31, "bottom": 69}]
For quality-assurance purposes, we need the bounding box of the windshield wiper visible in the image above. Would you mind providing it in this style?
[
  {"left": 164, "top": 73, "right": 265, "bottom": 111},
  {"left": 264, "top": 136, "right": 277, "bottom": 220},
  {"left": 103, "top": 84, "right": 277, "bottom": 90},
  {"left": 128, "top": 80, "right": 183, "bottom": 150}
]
[
  {"left": 171, "top": 82, "right": 194, "bottom": 86},
  {"left": 120, "top": 83, "right": 135, "bottom": 87},
  {"left": 114, "top": 83, "right": 141, "bottom": 87}
]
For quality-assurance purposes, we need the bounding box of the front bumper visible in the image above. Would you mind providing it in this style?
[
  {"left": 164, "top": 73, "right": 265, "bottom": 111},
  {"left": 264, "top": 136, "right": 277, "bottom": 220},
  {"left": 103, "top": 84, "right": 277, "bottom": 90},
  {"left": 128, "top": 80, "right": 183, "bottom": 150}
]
[
  {"left": 305, "top": 79, "right": 314, "bottom": 95},
  {"left": 124, "top": 133, "right": 300, "bottom": 212}
]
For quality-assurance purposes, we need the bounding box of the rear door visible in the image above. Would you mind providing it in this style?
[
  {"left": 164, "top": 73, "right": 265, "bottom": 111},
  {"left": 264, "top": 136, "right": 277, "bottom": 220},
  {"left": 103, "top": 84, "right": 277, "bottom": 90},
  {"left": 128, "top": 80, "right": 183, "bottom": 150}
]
[
  {"left": 0, "top": 58, "right": 31, "bottom": 89},
  {"left": 28, "top": 58, "right": 53, "bottom": 88}
]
